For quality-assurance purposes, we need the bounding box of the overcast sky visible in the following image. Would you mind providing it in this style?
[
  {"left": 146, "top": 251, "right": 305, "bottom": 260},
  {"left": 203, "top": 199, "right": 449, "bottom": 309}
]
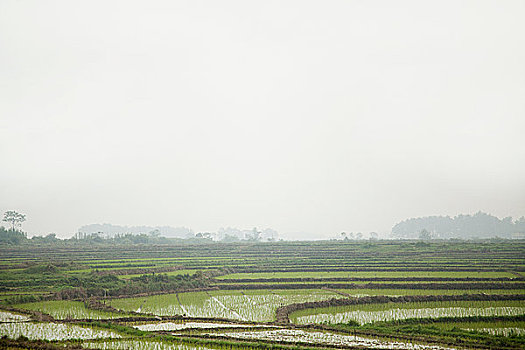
[{"left": 1, "top": 1, "right": 524, "bottom": 239}]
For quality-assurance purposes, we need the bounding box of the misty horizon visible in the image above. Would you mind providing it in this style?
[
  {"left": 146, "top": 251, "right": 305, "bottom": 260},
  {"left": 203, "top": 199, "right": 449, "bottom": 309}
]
[
  {"left": 7, "top": 210, "right": 521, "bottom": 241},
  {"left": 1, "top": 3, "right": 524, "bottom": 348}
]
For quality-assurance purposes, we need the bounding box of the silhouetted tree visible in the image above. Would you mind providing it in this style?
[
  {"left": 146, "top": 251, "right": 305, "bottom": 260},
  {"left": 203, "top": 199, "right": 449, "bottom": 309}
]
[{"left": 2, "top": 211, "right": 26, "bottom": 231}]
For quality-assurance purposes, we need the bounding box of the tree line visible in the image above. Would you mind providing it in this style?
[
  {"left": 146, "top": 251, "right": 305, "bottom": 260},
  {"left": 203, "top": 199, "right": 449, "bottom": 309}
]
[{"left": 392, "top": 211, "right": 525, "bottom": 239}]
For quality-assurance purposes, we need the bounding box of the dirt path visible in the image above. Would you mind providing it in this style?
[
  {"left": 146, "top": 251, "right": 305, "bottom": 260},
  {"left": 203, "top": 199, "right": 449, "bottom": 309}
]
[
  {"left": 206, "top": 291, "right": 246, "bottom": 321},
  {"left": 176, "top": 293, "right": 189, "bottom": 316},
  {"left": 321, "top": 287, "right": 351, "bottom": 298}
]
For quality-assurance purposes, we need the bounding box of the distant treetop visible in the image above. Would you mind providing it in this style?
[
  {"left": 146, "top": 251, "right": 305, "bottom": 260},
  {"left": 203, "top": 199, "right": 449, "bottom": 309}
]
[
  {"left": 392, "top": 212, "right": 525, "bottom": 239},
  {"left": 2, "top": 210, "right": 26, "bottom": 231}
]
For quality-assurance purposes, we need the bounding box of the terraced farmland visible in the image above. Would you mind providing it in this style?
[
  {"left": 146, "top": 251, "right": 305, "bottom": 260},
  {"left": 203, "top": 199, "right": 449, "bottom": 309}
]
[{"left": 0, "top": 240, "right": 524, "bottom": 349}]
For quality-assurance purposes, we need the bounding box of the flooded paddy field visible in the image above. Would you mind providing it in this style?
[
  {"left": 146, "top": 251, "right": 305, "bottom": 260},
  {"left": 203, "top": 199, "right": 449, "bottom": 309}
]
[
  {"left": 133, "top": 321, "right": 278, "bottom": 331},
  {"left": 83, "top": 340, "right": 216, "bottom": 350},
  {"left": 291, "top": 300, "right": 525, "bottom": 325},
  {"left": 110, "top": 289, "right": 340, "bottom": 322},
  {"left": 430, "top": 319, "right": 525, "bottom": 337},
  {"left": 0, "top": 310, "right": 31, "bottom": 322},
  {"left": 202, "top": 328, "right": 455, "bottom": 350},
  {"left": 217, "top": 270, "right": 519, "bottom": 279},
  {"left": 337, "top": 288, "right": 525, "bottom": 296},
  {"left": 15, "top": 300, "right": 127, "bottom": 320},
  {"left": 1, "top": 241, "right": 524, "bottom": 349},
  {"left": 0, "top": 321, "right": 121, "bottom": 340}
]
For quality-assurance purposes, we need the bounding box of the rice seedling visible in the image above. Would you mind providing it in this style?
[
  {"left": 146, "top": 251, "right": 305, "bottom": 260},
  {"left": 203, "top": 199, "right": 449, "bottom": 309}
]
[
  {"left": 218, "top": 271, "right": 516, "bottom": 279},
  {"left": 0, "top": 322, "right": 121, "bottom": 340},
  {"left": 205, "top": 329, "right": 455, "bottom": 350},
  {"left": 83, "top": 340, "right": 216, "bottom": 350},
  {"left": 15, "top": 300, "right": 123, "bottom": 319},
  {"left": 120, "top": 269, "right": 198, "bottom": 279},
  {"left": 463, "top": 327, "right": 525, "bottom": 336},
  {"left": 297, "top": 306, "right": 525, "bottom": 325},
  {"left": 133, "top": 321, "right": 277, "bottom": 331},
  {"left": 0, "top": 310, "right": 30, "bottom": 322},
  {"left": 428, "top": 319, "right": 525, "bottom": 337},
  {"left": 111, "top": 293, "right": 198, "bottom": 316},
  {"left": 337, "top": 289, "right": 525, "bottom": 296},
  {"left": 291, "top": 300, "right": 525, "bottom": 325},
  {"left": 111, "top": 289, "right": 339, "bottom": 321},
  {"left": 212, "top": 289, "right": 339, "bottom": 322}
]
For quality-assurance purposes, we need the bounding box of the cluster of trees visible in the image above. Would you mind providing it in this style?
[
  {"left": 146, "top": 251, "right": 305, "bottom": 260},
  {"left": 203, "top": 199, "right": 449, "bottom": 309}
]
[
  {"left": 0, "top": 210, "right": 257, "bottom": 245},
  {"left": 199, "top": 227, "right": 279, "bottom": 242},
  {"left": 0, "top": 210, "right": 27, "bottom": 244},
  {"left": 392, "top": 212, "right": 525, "bottom": 239},
  {"left": 78, "top": 224, "right": 279, "bottom": 242},
  {"left": 0, "top": 226, "right": 27, "bottom": 244},
  {"left": 70, "top": 226, "right": 280, "bottom": 244},
  {"left": 78, "top": 223, "right": 194, "bottom": 239},
  {"left": 1, "top": 211, "right": 281, "bottom": 245},
  {"left": 1, "top": 228, "right": 281, "bottom": 246},
  {"left": 4, "top": 209, "right": 525, "bottom": 245},
  {"left": 0, "top": 227, "right": 214, "bottom": 246},
  {"left": 72, "top": 232, "right": 179, "bottom": 244},
  {"left": 339, "top": 232, "right": 379, "bottom": 240}
]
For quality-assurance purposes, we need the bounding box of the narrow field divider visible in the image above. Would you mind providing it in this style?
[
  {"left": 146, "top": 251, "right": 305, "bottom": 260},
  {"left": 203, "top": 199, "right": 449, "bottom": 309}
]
[{"left": 216, "top": 282, "right": 525, "bottom": 290}]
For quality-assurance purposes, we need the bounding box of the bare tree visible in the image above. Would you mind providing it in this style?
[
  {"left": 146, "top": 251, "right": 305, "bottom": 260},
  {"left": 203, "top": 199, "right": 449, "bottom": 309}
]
[{"left": 2, "top": 210, "right": 26, "bottom": 231}]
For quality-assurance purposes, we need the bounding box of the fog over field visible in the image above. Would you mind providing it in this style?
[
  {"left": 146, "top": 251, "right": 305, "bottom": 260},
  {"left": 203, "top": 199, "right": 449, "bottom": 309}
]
[{"left": 1, "top": 0, "right": 524, "bottom": 238}]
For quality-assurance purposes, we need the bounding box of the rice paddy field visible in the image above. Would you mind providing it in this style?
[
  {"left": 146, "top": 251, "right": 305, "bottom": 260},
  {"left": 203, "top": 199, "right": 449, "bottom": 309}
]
[
  {"left": 0, "top": 318, "right": 121, "bottom": 341},
  {"left": 431, "top": 320, "right": 525, "bottom": 336},
  {"left": 217, "top": 271, "right": 519, "bottom": 279},
  {"left": 111, "top": 289, "right": 341, "bottom": 321},
  {"left": 15, "top": 300, "right": 126, "bottom": 320},
  {"left": 133, "top": 321, "right": 278, "bottom": 331},
  {"left": 83, "top": 340, "right": 216, "bottom": 350},
  {"left": 290, "top": 300, "right": 525, "bottom": 325},
  {"left": 0, "top": 240, "right": 524, "bottom": 349},
  {"left": 0, "top": 310, "right": 30, "bottom": 322},
  {"left": 203, "top": 329, "right": 456, "bottom": 350}
]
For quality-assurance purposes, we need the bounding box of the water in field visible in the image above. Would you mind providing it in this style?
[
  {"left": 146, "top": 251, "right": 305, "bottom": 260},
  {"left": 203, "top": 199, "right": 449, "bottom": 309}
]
[
  {"left": 111, "top": 289, "right": 339, "bottom": 322},
  {"left": 464, "top": 327, "right": 525, "bottom": 336},
  {"left": 0, "top": 310, "right": 30, "bottom": 322},
  {"left": 205, "top": 329, "right": 455, "bottom": 350},
  {"left": 134, "top": 321, "right": 277, "bottom": 331},
  {"left": 84, "top": 340, "right": 215, "bottom": 350},
  {"left": 15, "top": 300, "right": 124, "bottom": 320},
  {"left": 0, "top": 322, "right": 121, "bottom": 340},
  {"left": 299, "top": 306, "right": 525, "bottom": 325},
  {"left": 294, "top": 306, "right": 525, "bottom": 325},
  {"left": 214, "top": 290, "right": 338, "bottom": 321},
  {"left": 291, "top": 300, "right": 525, "bottom": 325},
  {"left": 433, "top": 319, "right": 525, "bottom": 337}
]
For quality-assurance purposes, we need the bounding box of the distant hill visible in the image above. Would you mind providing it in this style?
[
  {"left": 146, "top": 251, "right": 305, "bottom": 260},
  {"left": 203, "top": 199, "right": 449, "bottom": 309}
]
[
  {"left": 78, "top": 224, "right": 194, "bottom": 238},
  {"left": 392, "top": 212, "right": 525, "bottom": 239}
]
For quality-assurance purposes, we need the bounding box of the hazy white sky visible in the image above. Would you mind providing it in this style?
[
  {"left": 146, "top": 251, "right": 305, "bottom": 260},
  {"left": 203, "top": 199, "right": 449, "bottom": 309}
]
[{"left": 1, "top": 0, "right": 524, "bottom": 239}]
